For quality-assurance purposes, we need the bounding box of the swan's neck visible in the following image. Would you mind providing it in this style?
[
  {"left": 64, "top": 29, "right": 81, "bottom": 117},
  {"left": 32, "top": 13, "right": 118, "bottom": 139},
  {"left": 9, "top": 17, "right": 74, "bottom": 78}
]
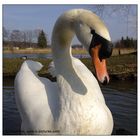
[
  {"left": 51, "top": 11, "right": 77, "bottom": 75},
  {"left": 51, "top": 13, "right": 87, "bottom": 94},
  {"left": 52, "top": 30, "right": 74, "bottom": 75}
]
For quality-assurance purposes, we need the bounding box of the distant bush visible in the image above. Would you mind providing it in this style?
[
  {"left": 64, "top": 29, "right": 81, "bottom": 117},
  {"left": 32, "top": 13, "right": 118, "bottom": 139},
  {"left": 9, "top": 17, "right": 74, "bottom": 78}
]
[{"left": 115, "top": 36, "right": 137, "bottom": 48}]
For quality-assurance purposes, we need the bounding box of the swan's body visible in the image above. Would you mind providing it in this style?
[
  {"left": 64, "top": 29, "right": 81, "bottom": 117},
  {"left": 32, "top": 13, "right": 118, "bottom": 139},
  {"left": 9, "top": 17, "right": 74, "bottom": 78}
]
[{"left": 15, "top": 9, "right": 113, "bottom": 135}]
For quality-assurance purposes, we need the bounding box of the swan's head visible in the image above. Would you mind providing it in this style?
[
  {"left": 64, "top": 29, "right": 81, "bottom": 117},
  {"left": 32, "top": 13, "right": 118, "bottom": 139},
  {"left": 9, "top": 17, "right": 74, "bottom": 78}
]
[{"left": 74, "top": 9, "right": 113, "bottom": 84}]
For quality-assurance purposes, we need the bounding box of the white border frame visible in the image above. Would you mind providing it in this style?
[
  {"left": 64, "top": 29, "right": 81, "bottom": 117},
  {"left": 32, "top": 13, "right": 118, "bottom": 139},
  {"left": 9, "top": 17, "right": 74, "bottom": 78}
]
[{"left": 0, "top": 0, "right": 139, "bottom": 139}]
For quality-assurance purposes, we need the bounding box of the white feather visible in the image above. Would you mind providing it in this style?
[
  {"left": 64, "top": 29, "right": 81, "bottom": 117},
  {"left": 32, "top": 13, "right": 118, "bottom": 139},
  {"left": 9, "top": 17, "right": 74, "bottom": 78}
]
[{"left": 48, "top": 61, "right": 57, "bottom": 77}]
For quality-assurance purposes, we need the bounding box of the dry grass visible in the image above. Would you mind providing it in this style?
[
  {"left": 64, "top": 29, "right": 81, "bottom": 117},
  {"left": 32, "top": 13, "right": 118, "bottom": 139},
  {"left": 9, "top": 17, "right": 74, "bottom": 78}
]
[
  {"left": 3, "top": 48, "right": 88, "bottom": 55},
  {"left": 3, "top": 54, "right": 137, "bottom": 79}
]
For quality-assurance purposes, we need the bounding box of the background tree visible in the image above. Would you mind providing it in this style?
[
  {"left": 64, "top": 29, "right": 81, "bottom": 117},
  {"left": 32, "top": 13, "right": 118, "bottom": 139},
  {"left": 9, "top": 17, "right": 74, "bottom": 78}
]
[
  {"left": 115, "top": 36, "right": 137, "bottom": 48},
  {"left": 10, "top": 30, "right": 23, "bottom": 47},
  {"left": 92, "top": 5, "right": 137, "bottom": 37},
  {"left": 37, "top": 30, "right": 47, "bottom": 48},
  {"left": 25, "top": 30, "right": 33, "bottom": 48},
  {"left": 3, "top": 26, "right": 10, "bottom": 41}
]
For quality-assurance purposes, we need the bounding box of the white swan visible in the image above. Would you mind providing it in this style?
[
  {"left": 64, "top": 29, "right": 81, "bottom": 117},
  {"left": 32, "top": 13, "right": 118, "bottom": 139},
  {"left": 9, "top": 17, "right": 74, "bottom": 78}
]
[{"left": 15, "top": 9, "right": 113, "bottom": 135}]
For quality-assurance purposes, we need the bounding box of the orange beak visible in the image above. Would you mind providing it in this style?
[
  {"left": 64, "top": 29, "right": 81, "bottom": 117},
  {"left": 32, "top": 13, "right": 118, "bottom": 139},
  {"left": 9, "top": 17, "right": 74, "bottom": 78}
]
[{"left": 91, "top": 45, "right": 109, "bottom": 84}]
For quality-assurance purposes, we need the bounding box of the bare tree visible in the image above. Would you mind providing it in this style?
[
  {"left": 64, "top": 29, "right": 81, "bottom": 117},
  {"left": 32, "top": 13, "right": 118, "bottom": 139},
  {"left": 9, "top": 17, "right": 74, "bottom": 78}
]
[
  {"left": 34, "top": 29, "right": 42, "bottom": 38},
  {"left": 23, "top": 30, "right": 34, "bottom": 47},
  {"left": 92, "top": 5, "right": 137, "bottom": 37},
  {"left": 3, "top": 26, "right": 10, "bottom": 41},
  {"left": 92, "top": 5, "right": 105, "bottom": 18},
  {"left": 10, "top": 30, "right": 23, "bottom": 47}
]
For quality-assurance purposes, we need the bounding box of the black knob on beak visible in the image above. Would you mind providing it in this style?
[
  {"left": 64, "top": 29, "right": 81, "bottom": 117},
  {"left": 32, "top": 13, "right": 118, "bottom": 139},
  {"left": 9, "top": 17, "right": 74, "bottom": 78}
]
[
  {"left": 99, "top": 42, "right": 113, "bottom": 61},
  {"left": 89, "top": 29, "right": 113, "bottom": 60}
]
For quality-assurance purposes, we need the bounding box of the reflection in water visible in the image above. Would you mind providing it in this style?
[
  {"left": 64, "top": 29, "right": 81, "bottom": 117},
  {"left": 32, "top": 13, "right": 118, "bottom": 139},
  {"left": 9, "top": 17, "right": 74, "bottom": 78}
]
[
  {"left": 3, "top": 78, "right": 137, "bottom": 135},
  {"left": 103, "top": 87, "right": 137, "bottom": 135},
  {"left": 105, "top": 79, "right": 137, "bottom": 94}
]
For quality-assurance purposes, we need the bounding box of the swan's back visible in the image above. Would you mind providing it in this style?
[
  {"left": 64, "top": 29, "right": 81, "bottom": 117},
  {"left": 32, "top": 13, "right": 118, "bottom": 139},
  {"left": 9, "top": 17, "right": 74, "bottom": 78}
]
[{"left": 15, "top": 60, "right": 58, "bottom": 134}]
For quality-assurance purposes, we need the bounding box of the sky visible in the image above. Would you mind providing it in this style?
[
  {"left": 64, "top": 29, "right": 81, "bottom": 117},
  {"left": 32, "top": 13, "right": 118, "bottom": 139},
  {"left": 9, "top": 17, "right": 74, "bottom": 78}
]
[{"left": 3, "top": 5, "right": 137, "bottom": 44}]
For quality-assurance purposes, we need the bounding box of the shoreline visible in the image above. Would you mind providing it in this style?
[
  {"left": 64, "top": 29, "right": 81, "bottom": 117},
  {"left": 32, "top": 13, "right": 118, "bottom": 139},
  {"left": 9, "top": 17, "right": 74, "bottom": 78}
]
[
  {"left": 3, "top": 72, "right": 137, "bottom": 81},
  {"left": 3, "top": 48, "right": 88, "bottom": 55},
  {"left": 3, "top": 47, "right": 137, "bottom": 56},
  {"left": 3, "top": 54, "right": 137, "bottom": 81}
]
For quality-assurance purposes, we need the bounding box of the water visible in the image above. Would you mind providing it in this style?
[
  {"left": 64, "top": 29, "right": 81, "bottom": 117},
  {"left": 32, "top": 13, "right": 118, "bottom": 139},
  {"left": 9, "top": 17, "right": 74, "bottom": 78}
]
[
  {"left": 3, "top": 87, "right": 21, "bottom": 135},
  {"left": 3, "top": 53, "right": 90, "bottom": 59},
  {"left": 3, "top": 78, "right": 137, "bottom": 135}
]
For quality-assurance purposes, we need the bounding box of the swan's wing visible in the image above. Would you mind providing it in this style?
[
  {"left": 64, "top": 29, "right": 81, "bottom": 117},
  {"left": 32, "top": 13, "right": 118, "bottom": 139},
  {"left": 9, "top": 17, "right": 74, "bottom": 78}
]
[
  {"left": 48, "top": 61, "right": 57, "bottom": 77},
  {"left": 14, "top": 60, "right": 60, "bottom": 133},
  {"left": 39, "top": 77, "right": 60, "bottom": 120}
]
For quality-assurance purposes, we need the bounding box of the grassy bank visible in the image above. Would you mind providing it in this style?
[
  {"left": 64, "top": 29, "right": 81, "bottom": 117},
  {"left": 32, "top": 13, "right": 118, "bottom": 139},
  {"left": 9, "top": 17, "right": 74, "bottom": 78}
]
[{"left": 3, "top": 54, "right": 137, "bottom": 80}]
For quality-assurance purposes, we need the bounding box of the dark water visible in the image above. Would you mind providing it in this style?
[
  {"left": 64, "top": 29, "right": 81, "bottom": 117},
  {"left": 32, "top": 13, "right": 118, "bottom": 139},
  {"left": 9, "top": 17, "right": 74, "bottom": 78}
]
[
  {"left": 3, "top": 53, "right": 90, "bottom": 59},
  {"left": 3, "top": 78, "right": 137, "bottom": 135},
  {"left": 3, "top": 87, "right": 21, "bottom": 135}
]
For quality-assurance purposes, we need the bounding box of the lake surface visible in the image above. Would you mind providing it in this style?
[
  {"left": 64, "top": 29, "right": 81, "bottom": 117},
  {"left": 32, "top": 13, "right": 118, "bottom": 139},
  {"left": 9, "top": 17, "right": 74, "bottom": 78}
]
[
  {"left": 3, "top": 78, "right": 137, "bottom": 135},
  {"left": 3, "top": 53, "right": 90, "bottom": 59}
]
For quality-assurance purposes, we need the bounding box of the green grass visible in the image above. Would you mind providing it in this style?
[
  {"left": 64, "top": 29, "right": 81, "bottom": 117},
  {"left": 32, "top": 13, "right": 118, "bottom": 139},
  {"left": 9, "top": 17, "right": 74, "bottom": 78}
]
[
  {"left": 3, "top": 58, "right": 52, "bottom": 76},
  {"left": 3, "top": 54, "right": 137, "bottom": 79},
  {"left": 107, "top": 54, "right": 137, "bottom": 66},
  {"left": 3, "top": 58, "right": 24, "bottom": 76},
  {"left": 107, "top": 54, "right": 137, "bottom": 75}
]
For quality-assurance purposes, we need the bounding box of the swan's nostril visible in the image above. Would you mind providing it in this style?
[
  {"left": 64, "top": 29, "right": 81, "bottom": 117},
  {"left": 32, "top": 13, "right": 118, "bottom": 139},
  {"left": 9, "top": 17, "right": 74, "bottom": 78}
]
[{"left": 102, "top": 76, "right": 108, "bottom": 85}]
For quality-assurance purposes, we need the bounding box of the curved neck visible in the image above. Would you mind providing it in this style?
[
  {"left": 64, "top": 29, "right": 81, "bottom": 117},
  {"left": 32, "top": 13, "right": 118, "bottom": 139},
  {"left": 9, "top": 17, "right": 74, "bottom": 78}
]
[
  {"left": 51, "top": 13, "right": 87, "bottom": 94},
  {"left": 52, "top": 24, "right": 74, "bottom": 75}
]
